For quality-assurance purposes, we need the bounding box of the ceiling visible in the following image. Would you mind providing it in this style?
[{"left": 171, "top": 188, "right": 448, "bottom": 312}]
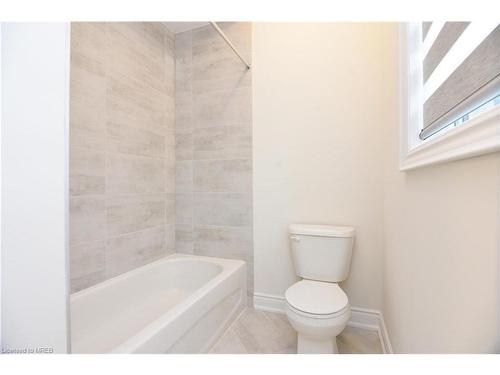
[{"left": 163, "top": 22, "right": 209, "bottom": 34}]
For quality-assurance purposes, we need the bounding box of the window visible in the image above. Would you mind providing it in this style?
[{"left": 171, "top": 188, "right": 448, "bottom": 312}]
[{"left": 399, "top": 22, "right": 500, "bottom": 170}]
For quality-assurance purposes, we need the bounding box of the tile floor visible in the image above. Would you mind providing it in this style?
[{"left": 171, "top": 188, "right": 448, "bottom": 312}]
[{"left": 209, "top": 308, "right": 383, "bottom": 354}]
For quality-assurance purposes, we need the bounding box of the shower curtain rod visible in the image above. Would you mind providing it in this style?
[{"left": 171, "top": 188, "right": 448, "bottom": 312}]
[{"left": 210, "top": 22, "right": 251, "bottom": 70}]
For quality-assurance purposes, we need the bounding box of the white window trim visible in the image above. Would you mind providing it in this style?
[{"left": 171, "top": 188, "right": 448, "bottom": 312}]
[{"left": 399, "top": 23, "right": 500, "bottom": 171}]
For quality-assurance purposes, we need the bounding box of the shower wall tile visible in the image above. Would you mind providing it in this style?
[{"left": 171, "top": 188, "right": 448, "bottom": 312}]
[
  {"left": 107, "top": 153, "right": 165, "bottom": 195},
  {"left": 193, "top": 159, "right": 252, "bottom": 193},
  {"left": 175, "top": 31, "right": 193, "bottom": 95},
  {"left": 194, "top": 88, "right": 252, "bottom": 128},
  {"left": 193, "top": 126, "right": 252, "bottom": 160},
  {"left": 105, "top": 24, "right": 167, "bottom": 95},
  {"left": 107, "top": 194, "right": 165, "bottom": 237},
  {"left": 165, "top": 224, "right": 176, "bottom": 254},
  {"left": 193, "top": 226, "right": 253, "bottom": 263},
  {"left": 164, "top": 123, "right": 176, "bottom": 147},
  {"left": 164, "top": 33, "right": 175, "bottom": 95},
  {"left": 165, "top": 194, "right": 176, "bottom": 226},
  {"left": 70, "top": 22, "right": 175, "bottom": 293},
  {"left": 106, "top": 72, "right": 170, "bottom": 137},
  {"left": 175, "top": 96, "right": 193, "bottom": 133},
  {"left": 71, "top": 22, "right": 106, "bottom": 63},
  {"left": 175, "top": 132, "right": 193, "bottom": 160},
  {"left": 69, "top": 147, "right": 106, "bottom": 196},
  {"left": 70, "top": 50, "right": 106, "bottom": 151},
  {"left": 107, "top": 122, "right": 165, "bottom": 158},
  {"left": 175, "top": 31, "right": 193, "bottom": 154},
  {"left": 164, "top": 148, "right": 176, "bottom": 194},
  {"left": 70, "top": 240, "right": 106, "bottom": 293},
  {"left": 192, "top": 22, "right": 251, "bottom": 54},
  {"left": 175, "top": 160, "right": 193, "bottom": 193},
  {"left": 194, "top": 193, "right": 252, "bottom": 227},
  {"left": 191, "top": 61, "right": 252, "bottom": 95},
  {"left": 191, "top": 23, "right": 251, "bottom": 96},
  {"left": 105, "top": 226, "right": 166, "bottom": 278},
  {"left": 176, "top": 223, "right": 195, "bottom": 254},
  {"left": 174, "top": 23, "right": 253, "bottom": 297},
  {"left": 165, "top": 96, "right": 176, "bottom": 129},
  {"left": 175, "top": 193, "right": 194, "bottom": 225},
  {"left": 70, "top": 196, "right": 106, "bottom": 245}
]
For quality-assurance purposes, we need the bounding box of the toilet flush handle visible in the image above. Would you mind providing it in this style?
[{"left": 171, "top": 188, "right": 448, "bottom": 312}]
[{"left": 290, "top": 235, "right": 301, "bottom": 242}]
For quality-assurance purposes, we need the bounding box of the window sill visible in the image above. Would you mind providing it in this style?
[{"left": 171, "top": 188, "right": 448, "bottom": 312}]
[{"left": 400, "top": 106, "right": 500, "bottom": 171}]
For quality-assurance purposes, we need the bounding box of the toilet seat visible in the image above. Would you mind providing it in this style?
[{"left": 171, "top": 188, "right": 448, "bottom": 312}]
[
  {"left": 286, "top": 301, "right": 350, "bottom": 320},
  {"left": 285, "top": 280, "right": 349, "bottom": 317}
]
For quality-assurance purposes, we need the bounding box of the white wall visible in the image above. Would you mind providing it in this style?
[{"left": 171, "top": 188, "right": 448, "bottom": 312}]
[
  {"left": 1, "top": 23, "right": 70, "bottom": 353},
  {"left": 253, "top": 23, "right": 386, "bottom": 310},
  {"left": 381, "top": 24, "right": 499, "bottom": 353}
]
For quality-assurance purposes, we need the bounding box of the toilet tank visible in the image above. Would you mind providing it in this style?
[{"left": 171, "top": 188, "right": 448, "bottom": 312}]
[{"left": 288, "top": 224, "right": 355, "bottom": 283}]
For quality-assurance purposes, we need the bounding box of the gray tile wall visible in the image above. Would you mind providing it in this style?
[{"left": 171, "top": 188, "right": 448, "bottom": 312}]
[
  {"left": 70, "top": 23, "right": 176, "bottom": 293},
  {"left": 174, "top": 23, "right": 254, "bottom": 296}
]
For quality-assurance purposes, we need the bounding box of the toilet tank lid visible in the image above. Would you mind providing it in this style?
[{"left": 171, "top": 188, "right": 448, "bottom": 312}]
[{"left": 288, "top": 224, "right": 355, "bottom": 238}]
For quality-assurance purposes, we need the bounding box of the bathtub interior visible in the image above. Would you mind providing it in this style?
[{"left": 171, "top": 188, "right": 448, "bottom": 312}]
[{"left": 71, "top": 256, "right": 225, "bottom": 353}]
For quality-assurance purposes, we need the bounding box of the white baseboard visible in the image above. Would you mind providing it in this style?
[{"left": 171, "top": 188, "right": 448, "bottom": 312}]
[
  {"left": 378, "top": 311, "right": 393, "bottom": 354},
  {"left": 253, "top": 292, "right": 393, "bottom": 354},
  {"left": 253, "top": 292, "right": 286, "bottom": 314},
  {"left": 348, "top": 307, "right": 380, "bottom": 330}
]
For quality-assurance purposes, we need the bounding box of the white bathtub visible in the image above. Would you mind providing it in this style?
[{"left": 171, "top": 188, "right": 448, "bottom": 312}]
[{"left": 70, "top": 254, "right": 246, "bottom": 353}]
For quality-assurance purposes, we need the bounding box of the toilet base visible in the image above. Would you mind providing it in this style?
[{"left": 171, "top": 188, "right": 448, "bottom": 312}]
[{"left": 297, "top": 334, "right": 339, "bottom": 354}]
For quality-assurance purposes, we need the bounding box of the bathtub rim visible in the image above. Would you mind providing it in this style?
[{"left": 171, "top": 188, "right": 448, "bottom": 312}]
[
  {"left": 70, "top": 253, "right": 243, "bottom": 301},
  {"left": 112, "top": 254, "right": 246, "bottom": 353},
  {"left": 70, "top": 253, "right": 246, "bottom": 353}
]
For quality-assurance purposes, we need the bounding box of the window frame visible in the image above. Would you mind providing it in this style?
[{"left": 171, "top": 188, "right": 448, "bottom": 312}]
[{"left": 399, "top": 23, "right": 500, "bottom": 171}]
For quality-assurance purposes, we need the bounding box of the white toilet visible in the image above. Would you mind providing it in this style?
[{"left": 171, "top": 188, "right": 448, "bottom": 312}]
[{"left": 285, "top": 224, "right": 355, "bottom": 354}]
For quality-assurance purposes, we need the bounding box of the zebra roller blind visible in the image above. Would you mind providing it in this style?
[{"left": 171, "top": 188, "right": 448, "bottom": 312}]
[{"left": 419, "top": 22, "right": 500, "bottom": 140}]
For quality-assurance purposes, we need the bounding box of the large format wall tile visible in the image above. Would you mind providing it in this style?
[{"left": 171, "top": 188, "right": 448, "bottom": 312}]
[
  {"left": 194, "top": 193, "right": 252, "bottom": 227},
  {"left": 175, "top": 160, "right": 193, "bottom": 193},
  {"left": 70, "top": 196, "right": 106, "bottom": 245},
  {"left": 193, "top": 225, "right": 253, "bottom": 263},
  {"left": 70, "top": 147, "right": 106, "bottom": 196},
  {"left": 175, "top": 223, "right": 194, "bottom": 254},
  {"left": 70, "top": 22, "right": 175, "bottom": 292},
  {"left": 71, "top": 22, "right": 251, "bottom": 296},
  {"left": 165, "top": 224, "right": 176, "bottom": 254},
  {"left": 70, "top": 46, "right": 106, "bottom": 151},
  {"left": 107, "top": 122, "right": 166, "bottom": 158},
  {"left": 193, "top": 126, "right": 252, "bottom": 160},
  {"left": 70, "top": 240, "right": 106, "bottom": 293},
  {"left": 106, "top": 72, "right": 169, "bottom": 137},
  {"left": 107, "top": 194, "right": 165, "bottom": 236},
  {"left": 71, "top": 22, "right": 106, "bottom": 63},
  {"left": 175, "top": 193, "right": 194, "bottom": 225},
  {"left": 175, "top": 132, "right": 193, "bottom": 160},
  {"left": 106, "top": 227, "right": 166, "bottom": 278},
  {"left": 193, "top": 159, "right": 252, "bottom": 193},
  {"left": 164, "top": 147, "right": 176, "bottom": 194},
  {"left": 174, "top": 23, "right": 253, "bottom": 298},
  {"left": 105, "top": 23, "right": 167, "bottom": 95},
  {"left": 107, "top": 153, "right": 165, "bottom": 195},
  {"left": 193, "top": 88, "right": 252, "bottom": 129}
]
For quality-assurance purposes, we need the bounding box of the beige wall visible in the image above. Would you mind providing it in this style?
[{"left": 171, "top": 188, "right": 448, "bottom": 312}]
[
  {"left": 381, "top": 24, "right": 499, "bottom": 353},
  {"left": 174, "top": 23, "right": 254, "bottom": 296},
  {"left": 69, "top": 23, "right": 176, "bottom": 292},
  {"left": 253, "top": 23, "right": 386, "bottom": 309},
  {"left": 253, "top": 23, "right": 499, "bottom": 353}
]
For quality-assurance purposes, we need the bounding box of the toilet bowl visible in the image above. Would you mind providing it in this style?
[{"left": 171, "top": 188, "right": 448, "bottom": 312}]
[
  {"left": 285, "top": 279, "right": 350, "bottom": 353},
  {"left": 285, "top": 224, "right": 355, "bottom": 354}
]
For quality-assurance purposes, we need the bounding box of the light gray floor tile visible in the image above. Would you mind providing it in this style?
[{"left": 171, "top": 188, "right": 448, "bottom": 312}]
[{"left": 209, "top": 308, "right": 383, "bottom": 354}]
